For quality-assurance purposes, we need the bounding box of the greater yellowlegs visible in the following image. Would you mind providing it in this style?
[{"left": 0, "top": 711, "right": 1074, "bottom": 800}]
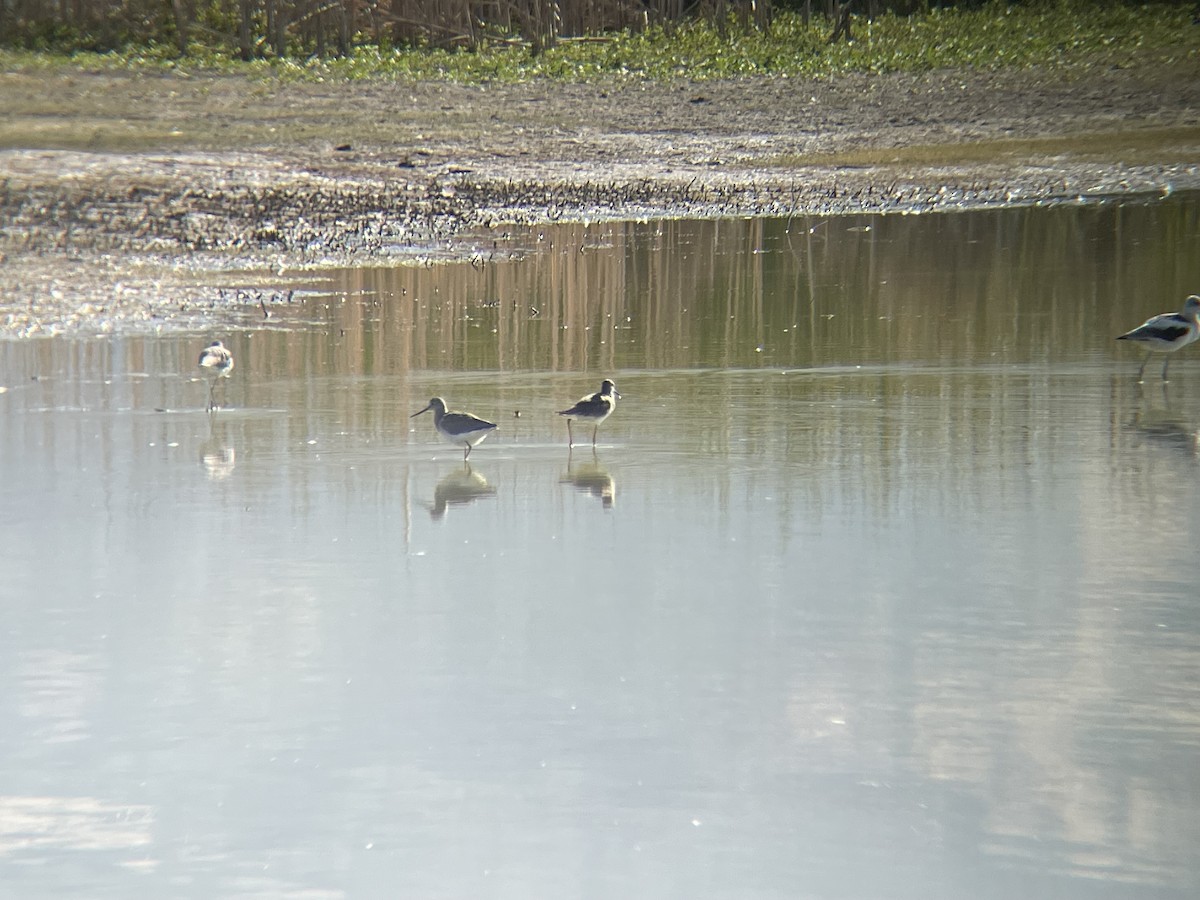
[
  {"left": 1117, "top": 294, "right": 1200, "bottom": 382},
  {"left": 197, "top": 340, "right": 234, "bottom": 412},
  {"left": 558, "top": 379, "right": 620, "bottom": 448},
  {"left": 411, "top": 397, "right": 498, "bottom": 460}
]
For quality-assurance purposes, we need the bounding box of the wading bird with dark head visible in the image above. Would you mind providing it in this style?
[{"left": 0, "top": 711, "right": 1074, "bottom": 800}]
[
  {"left": 411, "top": 397, "right": 498, "bottom": 461},
  {"left": 198, "top": 340, "right": 234, "bottom": 412},
  {"left": 558, "top": 379, "right": 620, "bottom": 448},
  {"left": 1116, "top": 294, "right": 1200, "bottom": 382}
]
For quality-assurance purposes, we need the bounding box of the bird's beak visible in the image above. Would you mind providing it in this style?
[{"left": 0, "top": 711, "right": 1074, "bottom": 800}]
[
  {"left": 614, "top": 390, "right": 623, "bottom": 399},
  {"left": 411, "top": 405, "right": 431, "bottom": 418}
]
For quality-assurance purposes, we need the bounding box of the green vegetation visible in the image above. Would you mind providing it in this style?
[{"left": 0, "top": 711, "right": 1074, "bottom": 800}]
[{"left": 1, "top": 2, "right": 1195, "bottom": 84}]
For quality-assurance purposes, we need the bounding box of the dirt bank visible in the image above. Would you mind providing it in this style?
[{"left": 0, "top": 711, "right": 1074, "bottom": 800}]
[{"left": 2, "top": 61, "right": 1199, "bottom": 336}]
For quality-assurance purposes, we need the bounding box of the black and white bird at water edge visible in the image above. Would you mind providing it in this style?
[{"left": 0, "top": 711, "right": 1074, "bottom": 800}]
[
  {"left": 1116, "top": 294, "right": 1200, "bottom": 382},
  {"left": 558, "top": 379, "right": 620, "bottom": 448}
]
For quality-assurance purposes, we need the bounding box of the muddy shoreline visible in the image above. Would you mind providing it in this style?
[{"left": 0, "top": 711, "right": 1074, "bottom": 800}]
[{"left": 2, "top": 61, "right": 1199, "bottom": 336}]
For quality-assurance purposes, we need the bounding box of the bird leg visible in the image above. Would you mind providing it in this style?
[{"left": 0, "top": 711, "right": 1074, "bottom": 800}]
[
  {"left": 464, "top": 443, "right": 472, "bottom": 461},
  {"left": 1137, "top": 352, "right": 1150, "bottom": 383},
  {"left": 207, "top": 379, "right": 217, "bottom": 413},
  {"left": 1162, "top": 355, "right": 1172, "bottom": 382},
  {"left": 566, "top": 419, "right": 574, "bottom": 448},
  {"left": 592, "top": 424, "right": 599, "bottom": 447}
]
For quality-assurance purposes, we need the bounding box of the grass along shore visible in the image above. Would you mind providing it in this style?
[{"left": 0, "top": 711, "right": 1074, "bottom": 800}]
[{"left": 3, "top": 3, "right": 1196, "bottom": 84}]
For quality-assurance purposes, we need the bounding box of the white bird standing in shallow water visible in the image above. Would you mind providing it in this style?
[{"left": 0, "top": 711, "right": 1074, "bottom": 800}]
[
  {"left": 558, "top": 379, "right": 620, "bottom": 448},
  {"left": 198, "top": 340, "right": 234, "bottom": 412},
  {"left": 1117, "top": 294, "right": 1200, "bottom": 382},
  {"left": 411, "top": 397, "right": 498, "bottom": 461}
]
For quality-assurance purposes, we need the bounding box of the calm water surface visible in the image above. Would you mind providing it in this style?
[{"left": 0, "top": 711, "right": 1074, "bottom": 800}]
[{"left": 2, "top": 197, "right": 1200, "bottom": 898}]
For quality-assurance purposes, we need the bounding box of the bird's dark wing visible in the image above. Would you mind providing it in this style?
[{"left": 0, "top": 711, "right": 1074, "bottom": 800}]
[
  {"left": 443, "top": 412, "right": 497, "bottom": 431},
  {"left": 1149, "top": 324, "right": 1191, "bottom": 342},
  {"left": 1119, "top": 313, "right": 1191, "bottom": 343},
  {"left": 559, "top": 392, "right": 607, "bottom": 417}
]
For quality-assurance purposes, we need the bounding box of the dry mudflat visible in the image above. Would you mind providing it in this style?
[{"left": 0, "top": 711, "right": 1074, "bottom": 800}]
[{"left": 1, "top": 61, "right": 1199, "bottom": 335}]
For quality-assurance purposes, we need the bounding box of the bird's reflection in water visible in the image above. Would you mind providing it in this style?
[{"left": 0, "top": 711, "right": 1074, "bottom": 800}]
[
  {"left": 1127, "top": 382, "right": 1200, "bottom": 458},
  {"left": 562, "top": 452, "right": 616, "bottom": 509},
  {"left": 198, "top": 422, "right": 236, "bottom": 481},
  {"left": 427, "top": 464, "right": 497, "bottom": 520}
]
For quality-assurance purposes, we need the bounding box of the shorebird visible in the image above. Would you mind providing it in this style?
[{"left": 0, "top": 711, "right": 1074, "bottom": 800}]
[
  {"left": 197, "top": 340, "right": 234, "bottom": 412},
  {"left": 1116, "top": 294, "right": 1200, "bottom": 382},
  {"left": 411, "top": 397, "right": 498, "bottom": 460},
  {"left": 558, "top": 379, "right": 620, "bottom": 448}
]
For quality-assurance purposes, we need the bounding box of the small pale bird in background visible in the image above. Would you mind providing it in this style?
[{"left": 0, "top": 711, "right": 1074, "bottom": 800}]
[
  {"left": 1116, "top": 294, "right": 1200, "bottom": 382},
  {"left": 198, "top": 340, "right": 234, "bottom": 412},
  {"left": 411, "top": 397, "right": 498, "bottom": 461},
  {"left": 558, "top": 379, "right": 620, "bottom": 448}
]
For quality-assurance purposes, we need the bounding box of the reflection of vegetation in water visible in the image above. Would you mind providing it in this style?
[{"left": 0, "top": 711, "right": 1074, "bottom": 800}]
[
  {"left": 1, "top": 4, "right": 1194, "bottom": 82},
  {"left": 274, "top": 195, "right": 1200, "bottom": 377}
]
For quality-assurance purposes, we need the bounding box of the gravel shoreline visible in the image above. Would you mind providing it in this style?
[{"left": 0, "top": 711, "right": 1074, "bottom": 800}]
[{"left": 2, "top": 62, "right": 1198, "bottom": 336}]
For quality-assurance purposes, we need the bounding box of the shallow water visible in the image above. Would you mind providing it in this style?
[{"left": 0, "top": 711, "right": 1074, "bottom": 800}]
[{"left": 3, "top": 197, "right": 1200, "bottom": 898}]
